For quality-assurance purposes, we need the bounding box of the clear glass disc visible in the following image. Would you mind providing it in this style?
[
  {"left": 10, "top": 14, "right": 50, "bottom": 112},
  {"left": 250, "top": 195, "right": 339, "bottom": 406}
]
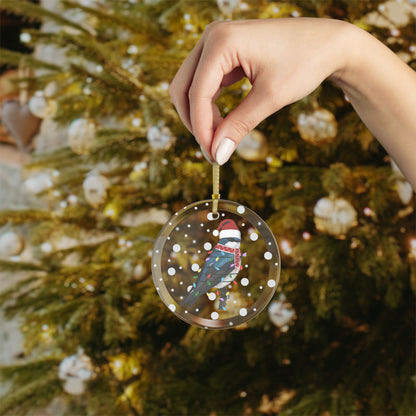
[{"left": 152, "top": 200, "right": 281, "bottom": 329}]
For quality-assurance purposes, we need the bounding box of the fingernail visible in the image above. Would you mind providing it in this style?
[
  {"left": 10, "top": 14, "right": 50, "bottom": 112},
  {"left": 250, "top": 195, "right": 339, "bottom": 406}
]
[
  {"left": 200, "top": 146, "right": 214, "bottom": 164},
  {"left": 215, "top": 138, "right": 236, "bottom": 166}
]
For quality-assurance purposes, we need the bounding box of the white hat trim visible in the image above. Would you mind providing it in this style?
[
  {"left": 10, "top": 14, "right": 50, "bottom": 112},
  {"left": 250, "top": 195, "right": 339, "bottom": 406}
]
[{"left": 219, "top": 229, "right": 241, "bottom": 240}]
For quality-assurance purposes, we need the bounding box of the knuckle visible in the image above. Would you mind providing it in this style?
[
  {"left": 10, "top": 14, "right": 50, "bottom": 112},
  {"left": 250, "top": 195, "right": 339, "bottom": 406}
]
[
  {"left": 229, "top": 118, "right": 252, "bottom": 138},
  {"left": 205, "top": 21, "right": 234, "bottom": 47}
]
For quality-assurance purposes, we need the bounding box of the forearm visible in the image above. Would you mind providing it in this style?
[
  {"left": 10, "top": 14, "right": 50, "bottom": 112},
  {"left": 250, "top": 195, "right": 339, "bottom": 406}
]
[{"left": 330, "top": 23, "right": 416, "bottom": 190}]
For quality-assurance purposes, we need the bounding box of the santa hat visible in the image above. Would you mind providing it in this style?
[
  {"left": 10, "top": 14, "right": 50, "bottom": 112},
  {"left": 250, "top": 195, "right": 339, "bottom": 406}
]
[{"left": 216, "top": 219, "right": 241, "bottom": 240}]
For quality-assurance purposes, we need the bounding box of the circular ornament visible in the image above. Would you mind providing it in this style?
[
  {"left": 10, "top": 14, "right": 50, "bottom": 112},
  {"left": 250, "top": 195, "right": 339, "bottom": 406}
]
[
  {"left": 152, "top": 199, "right": 281, "bottom": 329},
  {"left": 313, "top": 196, "right": 357, "bottom": 237},
  {"left": 146, "top": 124, "right": 174, "bottom": 150},
  {"left": 68, "top": 118, "right": 96, "bottom": 155},
  {"left": 0, "top": 230, "right": 24, "bottom": 257},
  {"left": 236, "top": 129, "right": 268, "bottom": 162},
  {"left": 58, "top": 349, "right": 95, "bottom": 395},
  {"left": 297, "top": 108, "right": 337, "bottom": 145},
  {"left": 82, "top": 172, "right": 110, "bottom": 208},
  {"left": 28, "top": 91, "right": 57, "bottom": 119}
]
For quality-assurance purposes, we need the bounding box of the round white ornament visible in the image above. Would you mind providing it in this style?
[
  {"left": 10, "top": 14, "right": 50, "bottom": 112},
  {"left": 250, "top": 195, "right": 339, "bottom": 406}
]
[
  {"left": 28, "top": 91, "right": 57, "bottom": 119},
  {"left": 68, "top": 118, "right": 96, "bottom": 155},
  {"left": 268, "top": 295, "right": 296, "bottom": 329},
  {"left": 236, "top": 130, "right": 268, "bottom": 162},
  {"left": 82, "top": 173, "right": 110, "bottom": 208},
  {"left": 297, "top": 108, "right": 337, "bottom": 145},
  {"left": 58, "top": 350, "right": 94, "bottom": 395},
  {"left": 313, "top": 196, "right": 357, "bottom": 237},
  {"left": 147, "top": 125, "right": 174, "bottom": 150},
  {"left": 0, "top": 231, "right": 24, "bottom": 257},
  {"left": 216, "top": 0, "right": 240, "bottom": 16}
]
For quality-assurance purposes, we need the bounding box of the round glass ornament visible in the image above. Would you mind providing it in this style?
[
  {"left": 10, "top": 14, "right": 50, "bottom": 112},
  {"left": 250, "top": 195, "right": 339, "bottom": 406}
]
[{"left": 152, "top": 199, "right": 281, "bottom": 329}]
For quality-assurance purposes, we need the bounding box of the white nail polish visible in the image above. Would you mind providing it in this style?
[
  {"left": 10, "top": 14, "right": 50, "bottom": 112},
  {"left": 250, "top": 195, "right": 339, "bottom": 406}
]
[
  {"left": 200, "top": 146, "right": 214, "bottom": 164},
  {"left": 215, "top": 138, "right": 236, "bottom": 166}
]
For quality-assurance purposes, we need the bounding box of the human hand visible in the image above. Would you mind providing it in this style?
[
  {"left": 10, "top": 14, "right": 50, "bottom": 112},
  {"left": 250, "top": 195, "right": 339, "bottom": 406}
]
[{"left": 169, "top": 18, "right": 350, "bottom": 165}]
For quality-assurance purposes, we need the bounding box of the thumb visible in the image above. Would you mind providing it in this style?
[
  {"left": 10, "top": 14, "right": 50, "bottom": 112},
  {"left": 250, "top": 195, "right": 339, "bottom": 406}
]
[{"left": 212, "top": 84, "right": 276, "bottom": 165}]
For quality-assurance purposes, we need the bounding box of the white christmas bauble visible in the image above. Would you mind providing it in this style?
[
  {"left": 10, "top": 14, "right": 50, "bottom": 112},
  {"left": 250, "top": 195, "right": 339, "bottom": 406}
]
[
  {"left": 133, "top": 263, "right": 147, "bottom": 280},
  {"left": 146, "top": 125, "right": 174, "bottom": 150},
  {"left": 0, "top": 231, "right": 24, "bottom": 257},
  {"left": 216, "top": 0, "right": 240, "bottom": 15},
  {"left": 236, "top": 130, "right": 268, "bottom": 162},
  {"left": 58, "top": 350, "right": 94, "bottom": 396},
  {"left": 24, "top": 172, "right": 53, "bottom": 194},
  {"left": 83, "top": 173, "right": 110, "bottom": 208},
  {"left": 313, "top": 196, "right": 358, "bottom": 237},
  {"left": 297, "top": 108, "right": 337, "bottom": 145},
  {"left": 68, "top": 118, "right": 96, "bottom": 155},
  {"left": 268, "top": 297, "right": 296, "bottom": 328},
  {"left": 28, "top": 91, "right": 57, "bottom": 118}
]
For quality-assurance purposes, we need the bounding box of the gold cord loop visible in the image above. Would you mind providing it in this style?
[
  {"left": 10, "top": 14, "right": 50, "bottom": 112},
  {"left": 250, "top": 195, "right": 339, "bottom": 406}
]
[{"left": 212, "top": 162, "right": 220, "bottom": 217}]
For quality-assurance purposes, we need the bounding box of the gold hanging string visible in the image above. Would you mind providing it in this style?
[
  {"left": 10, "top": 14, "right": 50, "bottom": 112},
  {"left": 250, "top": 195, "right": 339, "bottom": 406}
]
[{"left": 212, "top": 162, "right": 220, "bottom": 218}]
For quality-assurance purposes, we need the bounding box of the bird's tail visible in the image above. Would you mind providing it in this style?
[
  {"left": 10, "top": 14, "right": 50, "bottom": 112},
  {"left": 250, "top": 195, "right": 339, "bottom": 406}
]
[{"left": 180, "top": 289, "right": 199, "bottom": 308}]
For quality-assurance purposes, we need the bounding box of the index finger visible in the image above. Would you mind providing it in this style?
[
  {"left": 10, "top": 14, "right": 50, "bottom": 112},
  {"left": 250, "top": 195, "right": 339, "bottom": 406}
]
[
  {"left": 169, "top": 38, "right": 204, "bottom": 135},
  {"left": 188, "top": 47, "right": 229, "bottom": 153}
]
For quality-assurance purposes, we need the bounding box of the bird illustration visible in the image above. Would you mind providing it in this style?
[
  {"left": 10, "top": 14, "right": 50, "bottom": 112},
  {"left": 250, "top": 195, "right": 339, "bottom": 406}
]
[{"left": 181, "top": 219, "right": 242, "bottom": 311}]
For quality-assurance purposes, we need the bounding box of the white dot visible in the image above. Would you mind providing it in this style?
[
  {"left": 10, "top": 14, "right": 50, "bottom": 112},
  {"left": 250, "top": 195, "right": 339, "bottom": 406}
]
[
  {"left": 241, "top": 278, "right": 249, "bottom": 286},
  {"left": 207, "top": 213, "right": 214, "bottom": 220},
  {"left": 264, "top": 251, "right": 272, "bottom": 260},
  {"left": 20, "top": 32, "right": 31, "bottom": 43},
  {"left": 204, "top": 242, "right": 212, "bottom": 251},
  {"left": 168, "top": 267, "right": 176, "bottom": 276},
  {"left": 211, "top": 312, "right": 219, "bottom": 320},
  {"left": 250, "top": 233, "right": 258, "bottom": 241},
  {"left": 191, "top": 263, "right": 199, "bottom": 272},
  {"left": 267, "top": 279, "right": 276, "bottom": 288},
  {"left": 239, "top": 308, "right": 247, "bottom": 317},
  {"left": 208, "top": 292, "right": 216, "bottom": 301},
  {"left": 172, "top": 244, "right": 181, "bottom": 252},
  {"left": 213, "top": 230, "right": 219, "bottom": 237},
  {"left": 168, "top": 304, "right": 176, "bottom": 312},
  {"left": 237, "top": 205, "right": 245, "bottom": 214},
  {"left": 187, "top": 285, "right": 193, "bottom": 292}
]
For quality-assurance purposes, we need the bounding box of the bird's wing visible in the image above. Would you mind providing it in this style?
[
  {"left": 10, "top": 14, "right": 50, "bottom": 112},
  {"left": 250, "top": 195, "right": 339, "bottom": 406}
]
[{"left": 196, "top": 249, "right": 235, "bottom": 287}]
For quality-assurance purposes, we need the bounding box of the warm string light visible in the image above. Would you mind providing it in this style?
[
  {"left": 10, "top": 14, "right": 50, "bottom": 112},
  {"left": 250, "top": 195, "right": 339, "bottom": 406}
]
[
  {"left": 281, "top": 239, "right": 292, "bottom": 255},
  {"left": 410, "top": 238, "right": 416, "bottom": 258}
]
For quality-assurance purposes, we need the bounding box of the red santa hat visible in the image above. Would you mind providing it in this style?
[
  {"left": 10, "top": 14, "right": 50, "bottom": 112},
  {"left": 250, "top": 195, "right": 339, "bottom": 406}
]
[{"left": 216, "top": 219, "right": 241, "bottom": 240}]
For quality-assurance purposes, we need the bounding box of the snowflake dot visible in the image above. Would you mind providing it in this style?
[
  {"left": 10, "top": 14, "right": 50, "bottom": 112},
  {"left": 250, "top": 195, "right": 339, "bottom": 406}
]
[
  {"left": 237, "top": 205, "right": 245, "bottom": 214},
  {"left": 241, "top": 278, "right": 249, "bottom": 286},
  {"left": 168, "top": 304, "right": 176, "bottom": 312},
  {"left": 204, "top": 242, "right": 212, "bottom": 251},
  {"left": 191, "top": 263, "right": 199, "bottom": 272},
  {"left": 267, "top": 279, "right": 276, "bottom": 288},
  {"left": 167, "top": 267, "right": 176, "bottom": 276},
  {"left": 264, "top": 251, "right": 272, "bottom": 260},
  {"left": 172, "top": 244, "right": 181, "bottom": 253},
  {"left": 239, "top": 308, "right": 248, "bottom": 317},
  {"left": 211, "top": 311, "right": 219, "bottom": 320},
  {"left": 207, "top": 292, "right": 216, "bottom": 301},
  {"left": 250, "top": 232, "right": 259, "bottom": 241}
]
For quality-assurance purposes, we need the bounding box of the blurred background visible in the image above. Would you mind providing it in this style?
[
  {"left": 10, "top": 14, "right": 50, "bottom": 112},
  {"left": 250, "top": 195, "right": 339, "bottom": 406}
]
[{"left": 0, "top": 0, "right": 415, "bottom": 415}]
